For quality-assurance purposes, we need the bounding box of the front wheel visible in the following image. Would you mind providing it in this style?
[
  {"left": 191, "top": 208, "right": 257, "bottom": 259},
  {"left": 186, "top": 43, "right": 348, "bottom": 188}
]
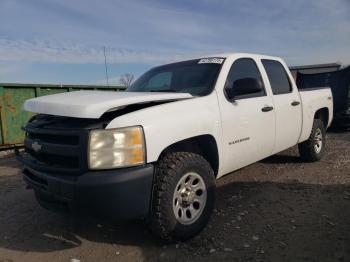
[
  {"left": 149, "top": 152, "right": 215, "bottom": 241},
  {"left": 298, "top": 119, "right": 326, "bottom": 162}
]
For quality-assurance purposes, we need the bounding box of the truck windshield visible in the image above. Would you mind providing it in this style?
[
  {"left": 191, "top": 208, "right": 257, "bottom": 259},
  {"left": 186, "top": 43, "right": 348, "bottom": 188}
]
[{"left": 127, "top": 58, "right": 224, "bottom": 96}]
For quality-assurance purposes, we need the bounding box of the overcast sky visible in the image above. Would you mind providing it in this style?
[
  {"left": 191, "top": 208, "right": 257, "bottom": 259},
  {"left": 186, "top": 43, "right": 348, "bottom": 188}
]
[{"left": 0, "top": 0, "right": 349, "bottom": 85}]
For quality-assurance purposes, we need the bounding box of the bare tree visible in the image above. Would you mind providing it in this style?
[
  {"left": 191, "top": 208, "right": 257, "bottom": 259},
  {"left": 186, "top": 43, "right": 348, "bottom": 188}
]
[{"left": 119, "top": 73, "right": 135, "bottom": 87}]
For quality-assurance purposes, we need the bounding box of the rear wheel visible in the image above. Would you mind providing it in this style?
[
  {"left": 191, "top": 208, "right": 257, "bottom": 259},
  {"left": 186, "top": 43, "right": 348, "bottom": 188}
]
[
  {"left": 149, "top": 152, "right": 215, "bottom": 241},
  {"left": 298, "top": 119, "right": 326, "bottom": 162}
]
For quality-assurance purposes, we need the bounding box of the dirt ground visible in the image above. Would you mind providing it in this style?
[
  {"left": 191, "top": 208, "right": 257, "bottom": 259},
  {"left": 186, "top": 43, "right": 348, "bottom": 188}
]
[{"left": 0, "top": 131, "right": 349, "bottom": 262}]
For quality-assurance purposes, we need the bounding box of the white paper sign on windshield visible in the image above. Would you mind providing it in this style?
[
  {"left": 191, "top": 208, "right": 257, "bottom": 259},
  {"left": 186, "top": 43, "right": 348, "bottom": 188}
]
[{"left": 198, "top": 58, "right": 224, "bottom": 64}]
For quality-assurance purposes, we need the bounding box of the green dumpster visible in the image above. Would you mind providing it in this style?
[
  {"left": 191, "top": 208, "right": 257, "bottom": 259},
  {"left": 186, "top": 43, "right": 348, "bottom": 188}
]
[{"left": 0, "top": 83, "right": 125, "bottom": 149}]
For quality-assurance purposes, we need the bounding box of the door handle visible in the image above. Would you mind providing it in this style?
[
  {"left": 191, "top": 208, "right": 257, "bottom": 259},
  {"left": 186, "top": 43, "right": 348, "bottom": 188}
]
[
  {"left": 291, "top": 101, "right": 300, "bottom": 106},
  {"left": 261, "top": 106, "right": 274, "bottom": 112}
]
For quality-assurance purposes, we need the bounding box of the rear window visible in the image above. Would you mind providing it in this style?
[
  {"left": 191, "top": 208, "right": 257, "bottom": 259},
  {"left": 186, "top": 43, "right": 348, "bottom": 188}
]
[{"left": 262, "top": 59, "right": 292, "bottom": 95}]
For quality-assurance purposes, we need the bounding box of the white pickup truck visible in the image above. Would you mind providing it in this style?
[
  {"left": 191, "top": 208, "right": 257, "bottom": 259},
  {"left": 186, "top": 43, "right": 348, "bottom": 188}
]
[{"left": 17, "top": 53, "right": 333, "bottom": 240}]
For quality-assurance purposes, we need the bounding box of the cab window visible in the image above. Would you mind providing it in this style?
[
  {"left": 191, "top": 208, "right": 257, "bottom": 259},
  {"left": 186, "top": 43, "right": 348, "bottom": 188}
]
[
  {"left": 262, "top": 59, "right": 292, "bottom": 95},
  {"left": 225, "top": 58, "right": 266, "bottom": 100}
]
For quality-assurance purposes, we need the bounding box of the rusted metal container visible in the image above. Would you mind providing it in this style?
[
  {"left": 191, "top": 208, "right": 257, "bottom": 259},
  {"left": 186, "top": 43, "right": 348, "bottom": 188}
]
[{"left": 0, "top": 83, "right": 125, "bottom": 149}]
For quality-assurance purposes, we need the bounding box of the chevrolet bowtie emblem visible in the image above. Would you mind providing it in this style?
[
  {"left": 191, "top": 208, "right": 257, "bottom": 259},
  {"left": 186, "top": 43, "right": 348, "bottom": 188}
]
[{"left": 32, "top": 141, "right": 42, "bottom": 152}]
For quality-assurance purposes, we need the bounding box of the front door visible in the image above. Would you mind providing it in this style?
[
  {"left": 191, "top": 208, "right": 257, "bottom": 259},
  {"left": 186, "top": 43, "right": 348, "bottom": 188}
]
[{"left": 218, "top": 58, "right": 276, "bottom": 175}]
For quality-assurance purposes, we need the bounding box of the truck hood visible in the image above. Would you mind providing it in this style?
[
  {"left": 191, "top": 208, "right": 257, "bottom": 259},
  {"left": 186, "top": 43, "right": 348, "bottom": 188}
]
[{"left": 23, "top": 90, "right": 193, "bottom": 119}]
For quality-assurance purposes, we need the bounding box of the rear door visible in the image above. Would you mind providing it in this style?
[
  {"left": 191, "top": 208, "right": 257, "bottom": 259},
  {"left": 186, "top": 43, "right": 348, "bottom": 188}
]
[
  {"left": 218, "top": 58, "right": 276, "bottom": 174},
  {"left": 261, "top": 59, "right": 302, "bottom": 154}
]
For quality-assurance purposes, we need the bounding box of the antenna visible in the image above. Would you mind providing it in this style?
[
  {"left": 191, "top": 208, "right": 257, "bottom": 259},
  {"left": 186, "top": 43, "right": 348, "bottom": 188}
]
[{"left": 103, "top": 46, "right": 110, "bottom": 87}]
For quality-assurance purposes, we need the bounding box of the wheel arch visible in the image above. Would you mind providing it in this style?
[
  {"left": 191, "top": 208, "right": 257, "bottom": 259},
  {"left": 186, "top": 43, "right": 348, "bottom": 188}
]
[
  {"left": 314, "top": 107, "right": 330, "bottom": 128},
  {"left": 158, "top": 135, "right": 219, "bottom": 177}
]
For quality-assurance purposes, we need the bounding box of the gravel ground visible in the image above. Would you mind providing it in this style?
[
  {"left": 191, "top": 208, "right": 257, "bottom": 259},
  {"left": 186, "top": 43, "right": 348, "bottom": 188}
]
[{"left": 0, "top": 131, "right": 349, "bottom": 262}]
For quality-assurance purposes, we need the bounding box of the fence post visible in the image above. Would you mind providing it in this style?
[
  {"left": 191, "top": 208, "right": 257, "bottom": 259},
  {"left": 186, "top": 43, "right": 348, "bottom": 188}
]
[
  {"left": 0, "top": 86, "right": 5, "bottom": 145},
  {"left": 35, "top": 87, "right": 41, "bottom": 97}
]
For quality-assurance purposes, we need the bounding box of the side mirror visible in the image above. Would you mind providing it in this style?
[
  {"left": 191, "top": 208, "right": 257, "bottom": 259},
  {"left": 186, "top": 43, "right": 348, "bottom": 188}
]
[{"left": 225, "top": 78, "right": 263, "bottom": 100}]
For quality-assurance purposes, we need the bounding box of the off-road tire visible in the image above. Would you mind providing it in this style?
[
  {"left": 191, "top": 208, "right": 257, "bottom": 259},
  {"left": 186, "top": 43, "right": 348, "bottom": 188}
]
[
  {"left": 149, "top": 152, "right": 215, "bottom": 241},
  {"left": 298, "top": 119, "right": 326, "bottom": 162}
]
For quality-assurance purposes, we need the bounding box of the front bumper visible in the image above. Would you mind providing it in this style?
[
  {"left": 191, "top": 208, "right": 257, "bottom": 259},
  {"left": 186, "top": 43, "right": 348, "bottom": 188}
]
[{"left": 18, "top": 153, "right": 154, "bottom": 219}]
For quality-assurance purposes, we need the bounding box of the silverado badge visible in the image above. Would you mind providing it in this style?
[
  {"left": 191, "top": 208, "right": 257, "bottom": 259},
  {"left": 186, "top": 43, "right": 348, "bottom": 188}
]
[{"left": 31, "top": 141, "right": 42, "bottom": 152}]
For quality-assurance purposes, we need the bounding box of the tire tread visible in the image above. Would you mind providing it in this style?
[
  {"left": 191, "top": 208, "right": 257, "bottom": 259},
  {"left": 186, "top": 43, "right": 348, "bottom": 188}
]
[
  {"left": 298, "top": 119, "right": 326, "bottom": 162},
  {"left": 149, "top": 152, "right": 214, "bottom": 241}
]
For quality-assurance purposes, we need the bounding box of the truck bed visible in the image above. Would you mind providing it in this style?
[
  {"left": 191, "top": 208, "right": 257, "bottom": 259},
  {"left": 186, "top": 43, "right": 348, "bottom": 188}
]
[{"left": 298, "top": 88, "right": 333, "bottom": 142}]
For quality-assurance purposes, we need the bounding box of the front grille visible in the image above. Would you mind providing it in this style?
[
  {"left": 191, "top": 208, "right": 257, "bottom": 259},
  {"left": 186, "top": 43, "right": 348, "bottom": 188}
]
[
  {"left": 21, "top": 115, "right": 90, "bottom": 175},
  {"left": 27, "top": 132, "right": 79, "bottom": 145},
  {"left": 26, "top": 148, "right": 80, "bottom": 169}
]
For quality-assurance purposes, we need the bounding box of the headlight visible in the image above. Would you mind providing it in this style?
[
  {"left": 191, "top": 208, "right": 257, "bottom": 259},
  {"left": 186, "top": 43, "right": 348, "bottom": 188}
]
[{"left": 88, "top": 126, "right": 145, "bottom": 169}]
